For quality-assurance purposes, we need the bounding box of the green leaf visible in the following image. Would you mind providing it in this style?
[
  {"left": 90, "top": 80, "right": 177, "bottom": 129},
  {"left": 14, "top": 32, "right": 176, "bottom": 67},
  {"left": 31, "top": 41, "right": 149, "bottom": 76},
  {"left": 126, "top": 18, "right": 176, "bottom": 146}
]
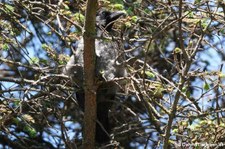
[
  {"left": 131, "top": 16, "right": 138, "bottom": 23},
  {"left": 219, "top": 72, "right": 225, "bottom": 78},
  {"left": 2, "top": 44, "right": 9, "bottom": 51},
  {"left": 111, "top": 4, "right": 124, "bottom": 10},
  {"left": 220, "top": 123, "right": 225, "bottom": 127},
  {"left": 186, "top": 90, "right": 191, "bottom": 98},
  {"left": 64, "top": 4, "right": 70, "bottom": 10},
  {"left": 153, "top": 86, "right": 163, "bottom": 98},
  {"left": 181, "top": 87, "right": 187, "bottom": 93},
  {"left": 12, "top": 117, "right": 20, "bottom": 125},
  {"left": 201, "top": 18, "right": 209, "bottom": 30},
  {"left": 174, "top": 47, "right": 182, "bottom": 54},
  {"left": 23, "top": 126, "right": 37, "bottom": 138},
  {"left": 30, "top": 57, "right": 39, "bottom": 64},
  {"left": 195, "top": 0, "right": 201, "bottom": 4},
  {"left": 172, "top": 128, "right": 178, "bottom": 133},
  {"left": 203, "top": 82, "right": 210, "bottom": 90},
  {"left": 199, "top": 120, "right": 207, "bottom": 125},
  {"left": 125, "top": 21, "right": 131, "bottom": 27},
  {"left": 181, "top": 121, "right": 188, "bottom": 126},
  {"left": 141, "top": 70, "right": 155, "bottom": 78},
  {"left": 188, "top": 11, "right": 194, "bottom": 18},
  {"left": 5, "top": 4, "right": 14, "bottom": 12},
  {"left": 145, "top": 71, "right": 155, "bottom": 78},
  {"left": 13, "top": 99, "right": 20, "bottom": 106},
  {"left": 73, "top": 13, "right": 85, "bottom": 23},
  {"left": 39, "top": 58, "right": 48, "bottom": 65},
  {"left": 144, "top": 8, "right": 150, "bottom": 13},
  {"left": 47, "top": 31, "right": 52, "bottom": 35},
  {"left": 126, "top": 7, "right": 133, "bottom": 15},
  {"left": 41, "top": 44, "right": 48, "bottom": 50}
]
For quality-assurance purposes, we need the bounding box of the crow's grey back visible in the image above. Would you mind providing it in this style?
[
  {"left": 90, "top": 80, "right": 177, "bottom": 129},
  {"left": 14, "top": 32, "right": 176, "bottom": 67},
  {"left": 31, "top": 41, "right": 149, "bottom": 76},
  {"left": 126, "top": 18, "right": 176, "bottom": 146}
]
[{"left": 63, "top": 38, "right": 126, "bottom": 86}]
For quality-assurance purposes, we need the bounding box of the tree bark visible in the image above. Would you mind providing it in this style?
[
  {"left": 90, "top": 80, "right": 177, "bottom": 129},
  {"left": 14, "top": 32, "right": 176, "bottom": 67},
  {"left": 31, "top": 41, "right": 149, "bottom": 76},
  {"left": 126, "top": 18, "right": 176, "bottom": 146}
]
[{"left": 82, "top": 0, "right": 98, "bottom": 149}]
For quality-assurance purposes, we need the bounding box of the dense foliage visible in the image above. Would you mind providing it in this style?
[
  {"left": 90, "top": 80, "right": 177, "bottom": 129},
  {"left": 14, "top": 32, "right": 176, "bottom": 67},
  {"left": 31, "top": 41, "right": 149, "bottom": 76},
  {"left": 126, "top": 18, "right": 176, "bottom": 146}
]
[{"left": 1, "top": 0, "right": 225, "bottom": 148}]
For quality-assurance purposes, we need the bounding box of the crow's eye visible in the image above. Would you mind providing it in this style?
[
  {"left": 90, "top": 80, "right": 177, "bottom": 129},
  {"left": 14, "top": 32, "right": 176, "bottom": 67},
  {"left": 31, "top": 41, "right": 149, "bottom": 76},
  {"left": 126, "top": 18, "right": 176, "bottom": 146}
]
[
  {"left": 102, "top": 11, "right": 106, "bottom": 16},
  {"left": 101, "top": 11, "right": 110, "bottom": 18}
]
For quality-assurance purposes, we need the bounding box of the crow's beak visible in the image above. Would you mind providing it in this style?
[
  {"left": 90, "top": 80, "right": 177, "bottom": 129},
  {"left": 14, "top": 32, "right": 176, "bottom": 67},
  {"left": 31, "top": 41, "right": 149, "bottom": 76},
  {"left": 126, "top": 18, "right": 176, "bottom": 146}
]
[{"left": 109, "top": 11, "right": 126, "bottom": 21}]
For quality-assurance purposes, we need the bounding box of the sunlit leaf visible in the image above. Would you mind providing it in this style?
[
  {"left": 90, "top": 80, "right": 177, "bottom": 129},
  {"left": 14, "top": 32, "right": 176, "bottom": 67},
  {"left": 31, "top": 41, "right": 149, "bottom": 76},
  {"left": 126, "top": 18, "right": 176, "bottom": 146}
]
[
  {"left": 111, "top": 4, "right": 124, "bottom": 10},
  {"left": 125, "top": 21, "right": 131, "bottom": 27},
  {"left": 2, "top": 44, "right": 9, "bottom": 51},
  {"left": 30, "top": 57, "right": 39, "bottom": 64},
  {"left": 145, "top": 70, "right": 155, "bottom": 78},
  {"left": 23, "top": 114, "right": 35, "bottom": 123},
  {"left": 73, "top": 13, "right": 85, "bottom": 23},
  {"left": 174, "top": 47, "right": 182, "bottom": 54},
  {"left": 131, "top": 16, "right": 138, "bottom": 23},
  {"left": 5, "top": 4, "right": 14, "bottom": 12}
]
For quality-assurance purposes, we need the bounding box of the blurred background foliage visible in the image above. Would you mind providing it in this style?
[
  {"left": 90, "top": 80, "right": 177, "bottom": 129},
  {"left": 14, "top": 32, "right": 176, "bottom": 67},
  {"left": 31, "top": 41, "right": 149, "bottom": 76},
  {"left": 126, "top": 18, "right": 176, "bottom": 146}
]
[{"left": 1, "top": 0, "right": 225, "bottom": 148}]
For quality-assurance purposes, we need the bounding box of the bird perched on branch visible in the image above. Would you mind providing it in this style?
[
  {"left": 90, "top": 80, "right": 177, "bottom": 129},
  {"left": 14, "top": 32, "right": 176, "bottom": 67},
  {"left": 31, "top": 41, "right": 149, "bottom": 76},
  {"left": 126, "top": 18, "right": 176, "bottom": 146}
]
[{"left": 63, "top": 10, "right": 126, "bottom": 144}]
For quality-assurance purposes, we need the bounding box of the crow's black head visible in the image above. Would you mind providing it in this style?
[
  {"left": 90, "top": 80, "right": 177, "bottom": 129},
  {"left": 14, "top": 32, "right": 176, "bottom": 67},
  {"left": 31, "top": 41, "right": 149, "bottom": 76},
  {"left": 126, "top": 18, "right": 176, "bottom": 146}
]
[{"left": 96, "top": 10, "right": 125, "bottom": 33}]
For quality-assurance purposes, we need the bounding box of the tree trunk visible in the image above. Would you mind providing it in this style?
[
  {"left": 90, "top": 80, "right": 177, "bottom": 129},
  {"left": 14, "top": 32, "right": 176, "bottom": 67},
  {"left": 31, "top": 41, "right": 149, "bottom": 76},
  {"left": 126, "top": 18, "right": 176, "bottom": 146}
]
[{"left": 82, "top": 0, "right": 98, "bottom": 148}]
